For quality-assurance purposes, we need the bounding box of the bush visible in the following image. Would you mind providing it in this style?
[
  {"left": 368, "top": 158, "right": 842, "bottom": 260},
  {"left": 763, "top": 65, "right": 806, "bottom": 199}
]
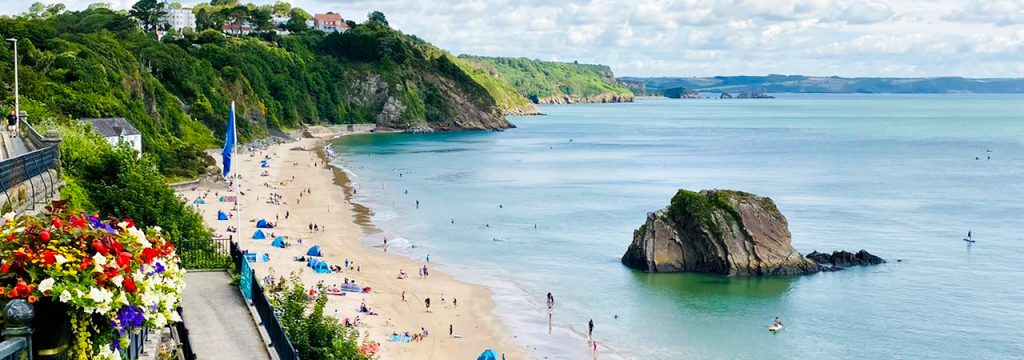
[{"left": 267, "top": 273, "right": 369, "bottom": 359}]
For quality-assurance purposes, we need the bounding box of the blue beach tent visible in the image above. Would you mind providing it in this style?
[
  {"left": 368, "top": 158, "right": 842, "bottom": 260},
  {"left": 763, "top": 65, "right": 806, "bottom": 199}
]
[
  {"left": 271, "top": 237, "right": 287, "bottom": 248},
  {"left": 193, "top": 198, "right": 205, "bottom": 204},
  {"left": 477, "top": 350, "right": 498, "bottom": 360},
  {"left": 252, "top": 230, "right": 266, "bottom": 240},
  {"left": 261, "top": 162, "right": 269, "bottom": 168},
  {"left": 217, "top": 211, "right": 229, "bottom": 221},
  {"left": 312, "top": 260, "right": 331, "bottom": 274},
  {"left": 256, "top": 219, "right": 270, "bottom": 228},
  {"left": 306, "top": 245, "right": 323, "bottom": 257}
]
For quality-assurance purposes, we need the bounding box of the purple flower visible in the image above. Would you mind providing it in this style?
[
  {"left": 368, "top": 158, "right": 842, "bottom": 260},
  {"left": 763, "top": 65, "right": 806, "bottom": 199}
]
[
  {"left": 88, "top": 216, "right": 117, "bottom": 234},
  {"left": 154, "top": 262, "right": 165, "bottom": 274},
  {"left": 116, "top": 305, "right": 145, "bottom": 332}
]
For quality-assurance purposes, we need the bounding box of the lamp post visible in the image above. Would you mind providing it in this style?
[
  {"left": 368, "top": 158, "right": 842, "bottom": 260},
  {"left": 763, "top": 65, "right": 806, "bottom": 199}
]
[{"left": 5, "top": 38, "right": 17, "bottom": 128}]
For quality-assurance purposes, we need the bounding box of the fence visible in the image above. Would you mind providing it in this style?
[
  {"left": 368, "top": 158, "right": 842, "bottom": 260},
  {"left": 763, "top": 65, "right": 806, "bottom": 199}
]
[
  {"left": 171, "top": 308, "right": 196, "bottom": 360},
  {"left": 229, "top": 242, "right": 299, "bottom": 360},
  {"left": 0, "top": 146, "right": 58, "bottom": 195},
  {"left": 177, "top": 238, "right": 232, "bottom": 270},
  {"left": 0, "top": 300, "right": 148, "bottom": 360}
]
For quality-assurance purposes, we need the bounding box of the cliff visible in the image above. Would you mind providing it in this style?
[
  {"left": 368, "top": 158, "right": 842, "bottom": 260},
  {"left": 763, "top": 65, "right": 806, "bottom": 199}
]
[
  {"left": 458, "top": 56, "right": 635, "bottom": 105},
  {"left": 622, "top": 189, "right": 819, "bottom": 276},
  {"left": 0, "top": 9, "right": 520, "bottom": 177}
]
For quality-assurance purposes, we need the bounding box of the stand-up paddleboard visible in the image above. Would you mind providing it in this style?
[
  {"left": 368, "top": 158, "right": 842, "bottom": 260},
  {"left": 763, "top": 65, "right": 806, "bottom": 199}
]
[
  {"left": 963, "top": 238, "right": 976, "bottom": 243},
  {"left": 769, "top": 324, "right": 783, "bottom": 332}
]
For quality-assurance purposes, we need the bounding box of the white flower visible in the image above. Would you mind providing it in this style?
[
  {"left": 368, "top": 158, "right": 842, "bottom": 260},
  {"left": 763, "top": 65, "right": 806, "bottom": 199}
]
[
  {"left": 117, "top": 221, "right": 129, "bottom": 229},
  {"left": 94, "top": 345, "right": 120, "bottom": 360},
  {"left": 54, "top": 255, "right": 68, "bottom": 265},
  {"left": 92, "top": 253, "right": 108, "bottom": 266},
  {"left": 1, "top": 212, "right": 14, "bottom": 222},
  {"left": 87, "top": 287, "right": 113, "bottom": 306},
  {"left": 115, "top": 292, "right": 129, "bottom": 306},
  {"left": 38, "top": 278, "right": 55, "bottom": 293},
  {"left": 59, "top": 290, "right": 73, "bottom": 303},
  {"left": 112, "top": 275, "right": 124, "bottom": 287}
]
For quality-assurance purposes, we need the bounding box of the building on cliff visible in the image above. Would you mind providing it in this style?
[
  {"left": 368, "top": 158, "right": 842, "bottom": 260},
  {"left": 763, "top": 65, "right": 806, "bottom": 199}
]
[{"left": 313, "top": 13, "right": 348, "bottom": 33}]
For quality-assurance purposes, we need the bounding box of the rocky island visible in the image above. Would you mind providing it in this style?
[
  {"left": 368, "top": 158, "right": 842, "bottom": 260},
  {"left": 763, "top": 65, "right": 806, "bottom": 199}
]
[{"left": 622, "top": 189, "right": 882, "bottom": 276}]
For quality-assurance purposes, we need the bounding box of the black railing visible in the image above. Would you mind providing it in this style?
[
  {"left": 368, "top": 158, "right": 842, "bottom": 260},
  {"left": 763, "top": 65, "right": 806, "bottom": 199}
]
[
  {"left": 0, "top": 146, "right": 57, "bottom": 195},
  {"left": 172, "top": 308, "right": 196, "bottom": 360},
  {"left": 123, "top": 327, "right": 148, "bottom": 360},
  {"left": 177, "top": 238, "right": 232, "bottom": 270},
  {"left": 228, "top": 241, "right": 298, "bottom": 360},
  {"left": 251, "top": 279, "right": 299, "bottom": 360}
]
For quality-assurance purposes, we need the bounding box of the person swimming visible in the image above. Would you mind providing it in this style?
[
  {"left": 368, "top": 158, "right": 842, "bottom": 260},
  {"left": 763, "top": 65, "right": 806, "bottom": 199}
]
[{"left": 773, "top": 317, "right": 783, "bottom": 327}]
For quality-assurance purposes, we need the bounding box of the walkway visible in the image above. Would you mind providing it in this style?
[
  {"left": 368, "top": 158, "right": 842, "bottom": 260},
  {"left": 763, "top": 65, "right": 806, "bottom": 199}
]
[{"left": 181, "top": 271, "right": 271, "bottom": 360}]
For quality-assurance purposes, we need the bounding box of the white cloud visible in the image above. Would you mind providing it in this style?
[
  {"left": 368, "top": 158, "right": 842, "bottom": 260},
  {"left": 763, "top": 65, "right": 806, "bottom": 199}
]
[{"left": 0, "top": 0, "right": 1019, "bottom": 77}]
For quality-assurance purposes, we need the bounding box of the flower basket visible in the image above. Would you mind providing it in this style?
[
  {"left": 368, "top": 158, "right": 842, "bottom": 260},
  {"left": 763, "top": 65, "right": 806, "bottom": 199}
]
[{"left": 0, "top": 201, "right": 185, "bottom": 360}]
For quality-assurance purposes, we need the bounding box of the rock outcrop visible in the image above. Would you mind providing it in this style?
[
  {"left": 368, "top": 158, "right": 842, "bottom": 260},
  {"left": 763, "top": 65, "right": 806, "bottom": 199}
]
[
  {"left": 736, "top": 91, "right": 774, "bottom": 99},
  {"left": 805, "top": 250, "right": 884, "bottom": 271},
  {"left": 530, "top": 93, "right": 635, "bottom": 104},
  {"left": 663, "top": 87, "right": 700, "bottom": 99},
  {"left": 719, "top": 92, "right": 733, "bottom": 99},
  {"left": 622, "top": 189, "right": 819, "bottom": 276}
]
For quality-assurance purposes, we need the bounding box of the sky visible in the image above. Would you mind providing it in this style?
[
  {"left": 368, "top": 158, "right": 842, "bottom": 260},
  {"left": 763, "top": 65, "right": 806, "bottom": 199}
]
[{"left": 3, "top": 0, "right": 1023, "bottom": 78}]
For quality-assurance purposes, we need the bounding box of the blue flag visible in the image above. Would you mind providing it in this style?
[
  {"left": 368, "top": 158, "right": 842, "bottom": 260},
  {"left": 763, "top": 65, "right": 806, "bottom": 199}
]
[{"left": 221, "top": 102, "right": 236, "bottom": 177}]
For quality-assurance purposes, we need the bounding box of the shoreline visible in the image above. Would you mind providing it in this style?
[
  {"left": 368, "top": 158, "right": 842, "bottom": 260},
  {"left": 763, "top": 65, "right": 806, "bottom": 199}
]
[
  {"left": 181, "top": 127, "right": 529, "bottom": 359},
  {"left": 327, "top": 132, "right": 628, "bottom": 360}
]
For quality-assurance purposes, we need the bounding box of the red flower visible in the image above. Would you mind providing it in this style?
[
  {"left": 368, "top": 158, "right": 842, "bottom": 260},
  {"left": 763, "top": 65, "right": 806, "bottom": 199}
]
[
  {"left": 42, "top": 251, "right": 56, "bottom": 267},
  {"left": 141, "top": 248, "right": 158, "bottom": 265},
  {"left": 14, "top": 281, "right": 28, "bottom": 298},
  {"left": 116, "top": 251, "right": 131, "bottom": 268},
  {"left": 123, "top": 219, "right": 135, "bottom": 228},
  {"left": 123, "top": 277, "right": 137, "bottom": 293},
  {"left": 70, "top": 216, "right": 87, "bottom": 228},
  {"left": 51, "top": 217, "right": 63, "bottom": 228},
  {"left": 80, "top": 257, "right": 92, "bottom": 271},
  {"left": 39, "top": 230, "right": 51, "bottom": 242},
  {"left": 110, "top": 240, "right": 124, "bottom": 254},
  {"left": 92, "top": 239, "right": 109, "bottom": 255},
  {"left": 1, "top": 263, "right": 9, "bottom": 273}
]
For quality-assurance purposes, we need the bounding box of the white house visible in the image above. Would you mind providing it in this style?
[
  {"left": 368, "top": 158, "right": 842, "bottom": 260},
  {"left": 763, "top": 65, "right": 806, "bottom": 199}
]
[
  {"left": 162, "top": 8, "right": 196, "bottom": 33},
  {"left": 83, "top": 118, "right": 142, "bottom": 154},
  {"left": 313, "top": 13, "right": 348, "bottom": 33}
]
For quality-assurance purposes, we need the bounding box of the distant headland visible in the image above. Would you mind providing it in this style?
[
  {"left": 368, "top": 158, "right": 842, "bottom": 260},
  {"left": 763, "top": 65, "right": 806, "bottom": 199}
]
[{"left": 620, "top": 75, "right": 1024, "bottom": 95}]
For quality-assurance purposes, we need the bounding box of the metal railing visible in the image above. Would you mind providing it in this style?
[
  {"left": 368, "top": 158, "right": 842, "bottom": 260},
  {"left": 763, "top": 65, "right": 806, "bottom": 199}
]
[
  {"left": 171, "top": 308, "right": 196, "bottom": 360},
  {"left": 229, "top": 242, "right": 299, "bottom": 360},
  {"left": 0, "top": 146, "right": 58, "bottom": 213},
  {"left": 176, "top": 238, "right": 233, "bottom": 270}
]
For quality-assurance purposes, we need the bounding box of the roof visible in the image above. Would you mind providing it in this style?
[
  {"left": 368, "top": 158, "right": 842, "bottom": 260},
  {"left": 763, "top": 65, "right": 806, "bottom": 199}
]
[
  {"left": 82, "top": 118, "right": 140, "bottom": 138},
  {"left": 223, "top": 23, "right": 253, "bottom": 31},
  {"left": 313, "top": 12, "right": 342, "bottom": 22}
]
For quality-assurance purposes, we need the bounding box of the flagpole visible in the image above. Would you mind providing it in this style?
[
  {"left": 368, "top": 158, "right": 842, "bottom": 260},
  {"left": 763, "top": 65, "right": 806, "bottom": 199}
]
[{"left": 232, "top": 101, "right": 241, "bottom": 246}]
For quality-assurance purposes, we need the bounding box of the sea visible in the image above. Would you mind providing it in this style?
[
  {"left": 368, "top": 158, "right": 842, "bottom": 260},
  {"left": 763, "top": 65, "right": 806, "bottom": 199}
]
[{"left": 330, "top": 94, "right": 1024, "bottom": 359}]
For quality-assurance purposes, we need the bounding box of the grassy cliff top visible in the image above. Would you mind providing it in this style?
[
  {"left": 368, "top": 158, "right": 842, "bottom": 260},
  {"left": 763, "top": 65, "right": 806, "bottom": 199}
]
[{"left": 458, "top": 55, "right": 633, "bottom": 100}]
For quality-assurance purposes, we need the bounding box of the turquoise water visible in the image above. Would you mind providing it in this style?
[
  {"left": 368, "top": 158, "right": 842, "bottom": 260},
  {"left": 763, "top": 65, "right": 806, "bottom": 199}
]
[{"left": 332, "top": 95, "right": 1024, "bottom": 359}]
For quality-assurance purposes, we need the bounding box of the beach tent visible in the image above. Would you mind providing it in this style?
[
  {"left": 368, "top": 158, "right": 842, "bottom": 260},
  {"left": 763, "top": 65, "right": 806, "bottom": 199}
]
[
  {"left": 271, "top": 237, "right": 287, "bottom": 248},
  {"left": 217, "top": 211, "right": 229, "bottom": 221},
  {"left": 306, "top": 245, "right": 323, "bottom": 257},
  {"left": 252, "top": 230, "right": 266, "bottom": 240},
  {"left": 312, "top": 260, "right": 331, "bottom": 274},
  {"left": 256, "top": 219, "right": 271, "bottom": 228},
  {"left": 193, "top": 198, "right": 205, "bottom": 204},
  {"left": 261, "top": 162, "right": 269, "bottom": 168},
  {"left": 307, "top": 258, "right": 322, "bottom": 268},
  {"left": 477, "top": 350, "right": 498, "bottom": 360}
]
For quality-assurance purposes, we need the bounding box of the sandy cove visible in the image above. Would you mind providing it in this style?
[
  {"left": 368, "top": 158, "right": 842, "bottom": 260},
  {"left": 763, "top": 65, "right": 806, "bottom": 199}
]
[{"left": 179, "top": 129, "right": 529, "bottom": 359}]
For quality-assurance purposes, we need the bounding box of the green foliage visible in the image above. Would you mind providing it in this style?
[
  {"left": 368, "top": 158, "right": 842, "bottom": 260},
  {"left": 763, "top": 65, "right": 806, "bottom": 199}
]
[
  {"left": 459, "top": 55, "right": 633, "bottom": 101},
  {"left": 367, "top": 11, "right": 388, "bottom": 27},
  {"left": 129, "top": 0, "right": 167, "bottom": 30},
  {"left": 268, "top": 274, "right": 368, "bottom": 360}
]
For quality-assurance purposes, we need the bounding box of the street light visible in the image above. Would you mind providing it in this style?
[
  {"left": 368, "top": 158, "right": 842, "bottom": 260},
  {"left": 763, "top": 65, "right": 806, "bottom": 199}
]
[{"left": 5, "top": 38, "right": 17, "bottom": 131}]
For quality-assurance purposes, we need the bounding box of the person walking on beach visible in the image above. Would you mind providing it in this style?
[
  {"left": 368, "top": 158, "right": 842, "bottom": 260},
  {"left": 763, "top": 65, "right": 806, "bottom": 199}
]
[
  {"left": 422, "top": 264, "right": 429, "bottom": 277},
  {"left": 425, "top": 298, "right": 431, "bottom": 313},
  {"left": 588, "top": 319, "right": 594, "bottom": 340},
  {"left": 449, "top": 324, "right": 453, "bottom": 337},
  {"left": 309, "top": 223, "right": 313, "bottom": 232}
]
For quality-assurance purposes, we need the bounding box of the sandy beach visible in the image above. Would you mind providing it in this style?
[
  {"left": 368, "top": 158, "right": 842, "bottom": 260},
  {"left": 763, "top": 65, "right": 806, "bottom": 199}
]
[{"left": 179, "top": 127, "right": 529, "bottom": 359}]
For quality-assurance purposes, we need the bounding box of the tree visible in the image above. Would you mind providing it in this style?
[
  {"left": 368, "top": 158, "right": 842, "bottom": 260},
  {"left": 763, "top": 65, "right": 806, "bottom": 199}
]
[
  {"left": 86, "top": 3, "right": 111, "bottom": 10},
  {"left": 129, "top": 0, "right": 168, "bottom": 31},
  {"left": 368, "top": 11, "right": 388, "bottom": 27},
  {"left": 209, "top": 0, "right": 238, "bottom": 6},
  {"left": 284, "top": 7, "right": 310, "bottom": 32},
  {"left": 25, "top": 2, "right": 47, "bottom": 18},
  {"left": 44, "top": 3, "right": 67, "bottom": 17},
  {"left": 249, "top": 6, "right": 273, "bottom": 32},
  {"left": 169, "top": 2, "right": 183, "bottom": 9},
  {"left": 271, "top": 1, "right": 291, "bottom": 17}
]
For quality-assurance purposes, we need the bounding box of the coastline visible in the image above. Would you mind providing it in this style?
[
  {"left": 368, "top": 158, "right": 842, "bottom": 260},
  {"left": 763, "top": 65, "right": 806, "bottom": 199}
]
[{"left": 180, "top": 126, "right": 529, "bottom": 359}]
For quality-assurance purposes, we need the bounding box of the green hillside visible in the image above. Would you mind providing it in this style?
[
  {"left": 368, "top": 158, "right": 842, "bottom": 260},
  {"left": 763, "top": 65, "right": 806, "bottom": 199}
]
[
  {"left": 619, "top": 75, "right": 1024, "bottom": 94},
  {"left": 0, "top": 7, "right": 526, "bottom": 179},
  {"left": 459, "top": 56, "right": 634, "bottom": 104}
]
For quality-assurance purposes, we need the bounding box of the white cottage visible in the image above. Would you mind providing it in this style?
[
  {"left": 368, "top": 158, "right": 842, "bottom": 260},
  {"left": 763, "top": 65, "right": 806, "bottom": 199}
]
[{"left": 83, "top": 118, "right": 142, "bottom": 154}]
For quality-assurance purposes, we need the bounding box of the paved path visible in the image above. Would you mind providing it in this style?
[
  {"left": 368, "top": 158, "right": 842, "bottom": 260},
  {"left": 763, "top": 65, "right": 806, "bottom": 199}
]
[{"left": 181, "top": 271, "right": 270, "bottom": 360}]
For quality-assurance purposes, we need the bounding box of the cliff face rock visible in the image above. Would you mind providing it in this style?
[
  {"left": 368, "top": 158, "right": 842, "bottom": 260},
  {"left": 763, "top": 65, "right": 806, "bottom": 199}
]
[
  {"left": 348, "top": 73, "right": 513, "bottom": 132},
  {"left": 531, "top": 93, "right": 635, "bottom": 104},
  {"left": 622, "top": 189, "right": 819, "bottom": 276},
  {"left": 719, "top": 92, "right": 734, "bottom": 99},
  {"left": 504, "top": 103, "right": 542, "bottom": 116}
]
